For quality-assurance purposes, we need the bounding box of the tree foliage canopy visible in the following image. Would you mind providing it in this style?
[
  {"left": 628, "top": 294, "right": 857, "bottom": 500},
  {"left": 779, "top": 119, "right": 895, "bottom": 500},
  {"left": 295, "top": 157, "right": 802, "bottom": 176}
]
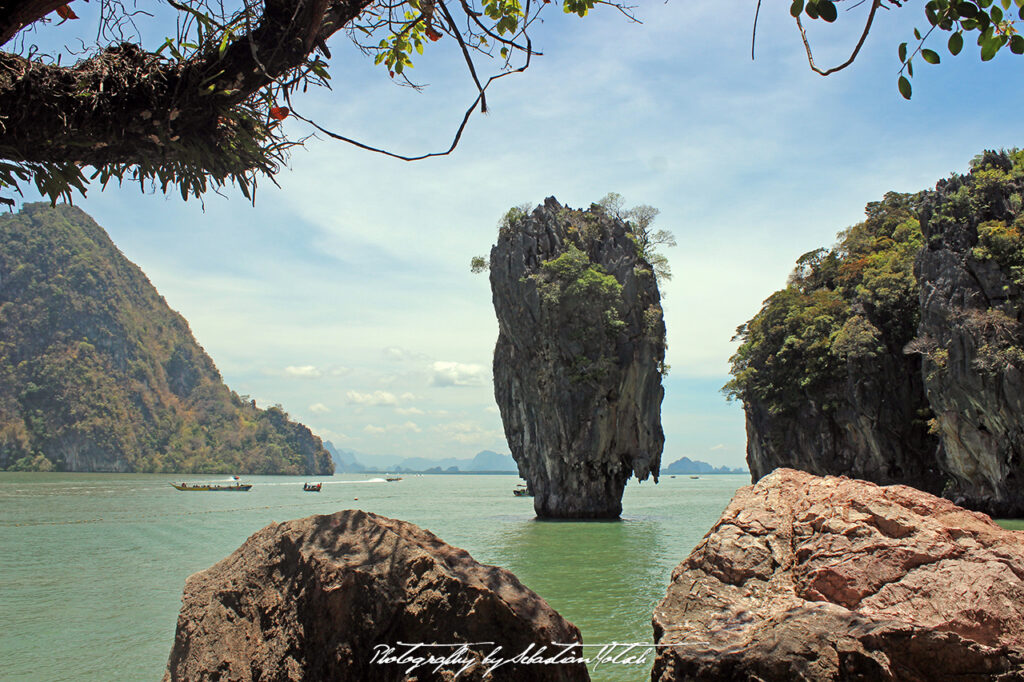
[
  {"left": 0, "top": 0, "right": 631, "bottom": 206},
  {"left": 724, "top": 190, "right": 926, "bottom": 416},
  {"left": 1, "top": 0, "right": 1020, "bottom": 207},
  {"left": 596, "top": 192, "right": 675, "bottom": 283}
]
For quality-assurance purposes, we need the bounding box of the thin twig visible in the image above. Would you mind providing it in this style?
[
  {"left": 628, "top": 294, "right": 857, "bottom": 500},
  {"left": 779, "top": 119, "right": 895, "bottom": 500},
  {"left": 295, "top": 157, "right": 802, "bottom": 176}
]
[
  {"left": 796, "top": 0, "right": 881, "bottom": 75},
  {"left": 288, "top": 50, "right": 531, "bottom": 161},
  {"left": 751, "top": 0, "right": 762, "bottom": 60}
]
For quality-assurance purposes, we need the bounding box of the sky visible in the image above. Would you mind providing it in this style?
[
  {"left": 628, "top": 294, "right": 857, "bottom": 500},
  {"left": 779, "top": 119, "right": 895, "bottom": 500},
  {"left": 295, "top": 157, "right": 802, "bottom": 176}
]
[{"left": 11, "top": 1, "right": 1024, "bottom": 469}]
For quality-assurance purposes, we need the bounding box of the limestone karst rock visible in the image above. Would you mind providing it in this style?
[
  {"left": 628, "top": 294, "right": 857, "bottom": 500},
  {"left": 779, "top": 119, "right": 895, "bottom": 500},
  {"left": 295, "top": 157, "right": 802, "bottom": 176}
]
[
  {"left": 653, "top": 469, "right": 1024, "bottom": 681},
  {"left": 726, "top": 192, "right": 944, "bottom": 497},
  {"left": 915, "top": 150, "right": 1024, "bottom": 516},
  {"left": 164, "top": 510, "right": 589, "bottom": 681},
  {"left": 727, "top": 151, "right": 1024, "bottom": 515},
  {"left": 489, "top": 198, "right": 666, "bottom": 518}
]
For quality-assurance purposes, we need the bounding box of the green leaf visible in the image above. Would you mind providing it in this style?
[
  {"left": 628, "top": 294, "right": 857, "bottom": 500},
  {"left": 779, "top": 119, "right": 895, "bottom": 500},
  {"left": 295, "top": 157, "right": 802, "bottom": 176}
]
[
  {"left": 898, "top": 75, "right": 912, "bottom": 99},
  {"left": 790, "top": 0, "right": 804, "bottom": 17},
  {"left": 819, "top": 0, "right": 837, "bottom": 21},
  {"left": 1001, "top": 0, "right": 1012, "bottom": 9},
  {"left": 1012, "top": 34, "right": 1024, "bottom": 54},
  {"left": 981, "top": 36, "right": 999, "bottom": 59},
  {"left": 922, "top": 48, "right": 941, "bottom": 63},
  {"left": 948, "top": 31, "right": 964, "bottom": 54},
  {"left": 805, "top": 2, "right": 820, "bottom": 19},
  {"left": 991, "top": 5, "right": 1004, "bottom": 21},
  {"left": 907, "top": 59, "right": 914, "bottom": 76},
  {"left": 958, "top": 3, "right": 979, "bottom": 18},
  {"left": 899, "top": 41, "right": 908, "bottom": 62}
]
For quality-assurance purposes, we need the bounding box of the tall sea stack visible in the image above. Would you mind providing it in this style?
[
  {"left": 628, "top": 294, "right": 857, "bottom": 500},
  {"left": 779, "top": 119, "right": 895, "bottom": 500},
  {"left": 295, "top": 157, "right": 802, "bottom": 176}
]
[{"left": 489, "top": 198, "right": 666, "bottom": 519}]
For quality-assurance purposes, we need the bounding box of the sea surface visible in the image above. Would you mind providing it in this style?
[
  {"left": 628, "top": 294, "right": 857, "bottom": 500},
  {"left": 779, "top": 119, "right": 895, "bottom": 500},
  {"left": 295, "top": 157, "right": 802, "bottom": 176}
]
[{"left": 0, "top": 472, "right": 747, "bottom": 681}]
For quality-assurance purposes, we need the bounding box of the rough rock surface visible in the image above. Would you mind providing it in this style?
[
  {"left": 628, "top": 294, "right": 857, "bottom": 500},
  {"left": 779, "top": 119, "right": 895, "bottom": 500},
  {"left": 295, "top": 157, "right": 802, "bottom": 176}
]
[
  {"left": 164, "top": 509, "right": 588, "bottom": 682},
  {"left": 916, "top": 150, "right": 1024, "bottom": 516},
  {"left": 653, "top": 468, "right": 1024, "bottom": 681},
  {"left": 743, "top": 356, "right": 941, "bottom": 494},
  {"left": 489, "top": 197, "right": 665, "bottom": 518}
]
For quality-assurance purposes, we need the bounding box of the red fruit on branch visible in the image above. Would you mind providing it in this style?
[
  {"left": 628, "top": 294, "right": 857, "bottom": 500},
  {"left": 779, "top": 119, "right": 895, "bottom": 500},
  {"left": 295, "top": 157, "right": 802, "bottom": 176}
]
[
  {"left": 55, "top": 4, "right": 78, "bottom": 19},
  {"left": 269, "top": 107, "right": 289, "bottom": 121}
]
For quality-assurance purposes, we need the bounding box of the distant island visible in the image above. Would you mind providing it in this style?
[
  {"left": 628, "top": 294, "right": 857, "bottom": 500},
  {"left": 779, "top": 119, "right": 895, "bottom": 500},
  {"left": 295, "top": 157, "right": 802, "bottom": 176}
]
[
  {"left": 0, "top": 203, "right": 333, "bottom": 476},
  {"left": 325, "top": 442, "right": 518, "bottom": 474},
  {"left": 660, "top": 457, "right": 747, "bottom": 475}
]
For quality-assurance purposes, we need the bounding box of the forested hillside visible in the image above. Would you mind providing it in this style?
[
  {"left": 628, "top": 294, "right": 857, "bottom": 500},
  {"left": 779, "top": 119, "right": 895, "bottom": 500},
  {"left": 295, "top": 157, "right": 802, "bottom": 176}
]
[{"left": 0, "top": 203, "right": 333, "bottom": 475}]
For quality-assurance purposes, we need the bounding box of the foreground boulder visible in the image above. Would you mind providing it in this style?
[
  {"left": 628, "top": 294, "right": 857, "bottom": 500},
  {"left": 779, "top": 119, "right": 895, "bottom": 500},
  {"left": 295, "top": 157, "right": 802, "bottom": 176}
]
[
  {"left": 164, "top": 510, "right": 588, "bottom": 681},
  {"left": 489, "top": 198, "right": 666, "bottom": 518},
  {"left": 653, "top": 468, "right": 1024, "bottom": 681}
]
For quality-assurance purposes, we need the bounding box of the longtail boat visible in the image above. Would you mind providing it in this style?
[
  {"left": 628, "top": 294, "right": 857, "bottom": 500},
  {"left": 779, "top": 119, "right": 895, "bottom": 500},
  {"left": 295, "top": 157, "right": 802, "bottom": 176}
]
[
  {"left": 170, "top": 482, "right": 252, "bottom": 491},
  {"left": 303, "top": 482, "right": 322, "bottom": 492}
]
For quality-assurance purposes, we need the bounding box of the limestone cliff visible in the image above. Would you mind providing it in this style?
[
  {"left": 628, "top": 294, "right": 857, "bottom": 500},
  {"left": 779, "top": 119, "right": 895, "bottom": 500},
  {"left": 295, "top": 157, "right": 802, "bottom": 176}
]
[
  {"left": 728, "top": 150, "right": 1024, "bottom": 517},
  {"left": 726, "top": 192, "right": 943, "bottom": 495},
  {"left": 489, "top": 198, "right": 665, "bottom": 519},
  {"left": 0, "top": 203, "right": 333, "bottom": 475},
  {"left": 915, "top": 150, "right": 1024, "bottom": 515}
]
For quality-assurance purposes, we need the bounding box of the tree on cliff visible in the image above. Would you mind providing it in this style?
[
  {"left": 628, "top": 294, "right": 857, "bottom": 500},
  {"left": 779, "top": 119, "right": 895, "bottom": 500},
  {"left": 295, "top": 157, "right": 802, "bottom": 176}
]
[
  {"left": 1, "top": 0, "right": 1020, "bottom": 207},
  {"left": 596, "top": 192, "right": 675, "bottom": 283}
]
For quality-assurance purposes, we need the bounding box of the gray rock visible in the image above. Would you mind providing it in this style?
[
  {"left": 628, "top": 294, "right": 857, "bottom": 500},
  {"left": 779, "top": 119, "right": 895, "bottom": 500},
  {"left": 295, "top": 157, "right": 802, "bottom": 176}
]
[
  {"left": 915, "top": 151, "right": 1024, "bottom": 516},
  {"left": 489, "top": 198, "right": 665, "bottom": 518}
]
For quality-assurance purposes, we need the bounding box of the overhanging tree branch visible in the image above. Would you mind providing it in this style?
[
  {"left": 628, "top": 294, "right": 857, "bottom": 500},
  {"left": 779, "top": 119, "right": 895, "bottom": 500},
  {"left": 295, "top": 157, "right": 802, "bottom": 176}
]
[{"left": 796, "top": 0, "right": 882, "bottom": 76}]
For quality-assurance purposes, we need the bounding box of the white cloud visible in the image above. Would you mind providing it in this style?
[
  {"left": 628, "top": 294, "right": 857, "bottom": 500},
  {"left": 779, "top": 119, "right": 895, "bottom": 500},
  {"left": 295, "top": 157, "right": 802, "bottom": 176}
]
[
  {"left": 484, "top": 405, "right": 499, "bottom": 414},
  {"left": 432, "top": 421, "right": 504, "bottom": 444},
  {"left": 400, "top": 392, "right": 418, "bottom": 401},
  {"left": 309, "top": 403, "right": 330, "bottom": 414},
  {"left": 346, "top": 390, "right": 398, "bottom": 406},
  {"left": 284, "top": 365, "right": 322, "bottom": 378},
  {"left": 396, "top": 406, "right": 425, "bottom": 415},
  {"left": 429, "top": 361, "right": 485, "bottom": 387},
  {"left": 363, "top": 421, "right": 422, "bottom": 434},
  {"left": 710, "top": 444, "right": 725, "bottom": 451}
]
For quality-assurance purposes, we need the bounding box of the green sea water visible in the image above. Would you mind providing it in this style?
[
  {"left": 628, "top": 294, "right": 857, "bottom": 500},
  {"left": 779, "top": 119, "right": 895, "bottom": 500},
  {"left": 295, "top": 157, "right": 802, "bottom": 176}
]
[{"left": 0, "top": 472, "right": 746, "bottom": 681}]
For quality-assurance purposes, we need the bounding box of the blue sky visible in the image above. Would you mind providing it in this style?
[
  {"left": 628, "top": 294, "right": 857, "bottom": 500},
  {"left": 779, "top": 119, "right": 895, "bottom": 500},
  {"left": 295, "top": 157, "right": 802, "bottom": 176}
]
[{"left": 12, "top": 2, "right": 1024, "bottom": 469}]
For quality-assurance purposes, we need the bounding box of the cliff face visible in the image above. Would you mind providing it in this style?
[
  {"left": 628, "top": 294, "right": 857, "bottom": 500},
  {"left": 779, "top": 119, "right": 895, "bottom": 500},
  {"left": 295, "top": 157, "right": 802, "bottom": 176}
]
[
  {"left": 489, "top": 197, "right": 665, "bottom": 519},
  {"left": 915, "top": 150, "right": 1024, "bottom": 515},
  {"left": 0, "top": 203, "right": 332, "bottom": 475},
  {"left": 727, "top": 192, "right": 943, "bottom": 495},
  {"left": 729, "top": 150, "right": 1024, "bottom": 517}
]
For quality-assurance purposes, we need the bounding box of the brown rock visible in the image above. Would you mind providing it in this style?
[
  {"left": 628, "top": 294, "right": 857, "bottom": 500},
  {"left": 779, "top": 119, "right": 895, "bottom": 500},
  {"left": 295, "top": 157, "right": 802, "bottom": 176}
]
[
  {"left": 652, "top": 469, "right": 1024, "bottom": 681},
  {"left": 164, "top": 510, "right": 588, "bottom": 681}
]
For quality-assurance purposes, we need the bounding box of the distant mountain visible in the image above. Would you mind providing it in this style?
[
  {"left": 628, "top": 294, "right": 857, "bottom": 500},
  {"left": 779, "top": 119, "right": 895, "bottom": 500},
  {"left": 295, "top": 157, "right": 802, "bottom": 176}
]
[
  {"left": 323, "top": 441, "right": 366, "bottom": 473},
  {"left": 0, "top": 203, "right": 333, "bottom": 475},
  {"left": 324, "top": 446, "right": 516, "bottom": 473},
  {"left": 662, "top": 457, "right": 747, "bottom": 475},
  {"left": 470, "top": 450, "right": 517, "bottom": 471}
]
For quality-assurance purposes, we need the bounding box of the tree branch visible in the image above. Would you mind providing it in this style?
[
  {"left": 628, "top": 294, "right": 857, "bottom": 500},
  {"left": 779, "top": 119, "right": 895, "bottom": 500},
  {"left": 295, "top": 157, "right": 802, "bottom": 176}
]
[
  {"left": 796, "top": 0, "right": 881, "bottom": 76},
  {"left": 0, "top": 0, "right": 372, "bottom": 173}
]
